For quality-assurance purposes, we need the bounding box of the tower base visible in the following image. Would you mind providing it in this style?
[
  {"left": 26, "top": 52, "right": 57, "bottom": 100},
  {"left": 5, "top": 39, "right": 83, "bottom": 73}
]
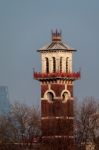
[{"left": 41, "top": 136, "right": 75, "bottom": 150}]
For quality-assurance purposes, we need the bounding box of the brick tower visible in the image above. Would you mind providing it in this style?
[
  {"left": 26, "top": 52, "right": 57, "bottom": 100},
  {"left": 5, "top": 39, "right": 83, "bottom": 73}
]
[{"left": 34, "top": 30, "right": 80, "bottom": 149}]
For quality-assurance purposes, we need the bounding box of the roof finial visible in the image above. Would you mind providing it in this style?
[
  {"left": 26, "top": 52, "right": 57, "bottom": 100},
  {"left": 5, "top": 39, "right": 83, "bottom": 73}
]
[{"left": 52, "top": 29, "right": 62, "bottom": 42}]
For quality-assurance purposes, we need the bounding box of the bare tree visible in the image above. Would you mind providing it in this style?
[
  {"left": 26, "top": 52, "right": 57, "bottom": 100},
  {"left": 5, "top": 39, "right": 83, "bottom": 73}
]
[
  {"left": 75, "top": 97, "right": 99, "bottom": 150},
  {"left": 0, "top": 102, "right": 41, "bottom": 149},
  {"left": 10, "top": 102, "right": 41, "bottom": 142}
]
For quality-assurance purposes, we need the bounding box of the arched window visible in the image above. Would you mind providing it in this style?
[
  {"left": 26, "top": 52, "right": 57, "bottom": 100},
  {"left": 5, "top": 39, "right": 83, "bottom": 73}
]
[
  {"left": 45, "top": 57, "right": 49, "bottom": 73},
  {"left": 52, "top": 57, "right": 56, "bottom": 72},
  {"left": 62, "top": 92, "right": 69, "bottom": 101},
  {"left": 60, "top": 57, "right": 62, "bottom": 72},
  {"left": 47, "top": 92, "right": 54, "bottom": 101},
  {"left": 66, "top": 57, "right": 69, "bottom": 72}
]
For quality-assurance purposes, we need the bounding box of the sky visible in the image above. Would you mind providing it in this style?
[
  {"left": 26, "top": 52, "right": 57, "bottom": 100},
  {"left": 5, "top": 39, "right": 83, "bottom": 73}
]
[{"left": 0, "top": 0, "right": 99, "bottom": 106}]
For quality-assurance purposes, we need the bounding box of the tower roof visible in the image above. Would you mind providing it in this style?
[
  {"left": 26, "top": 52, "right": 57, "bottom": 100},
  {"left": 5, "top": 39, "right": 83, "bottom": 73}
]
[{"left": 38, "top": 30, "right": 76, "bottom": 52}]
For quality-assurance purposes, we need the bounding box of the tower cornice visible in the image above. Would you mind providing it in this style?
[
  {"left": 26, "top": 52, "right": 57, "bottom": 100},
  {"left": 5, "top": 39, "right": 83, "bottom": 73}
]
[{"left": 33, "top": 71, "right": 80, "bottom": 81}]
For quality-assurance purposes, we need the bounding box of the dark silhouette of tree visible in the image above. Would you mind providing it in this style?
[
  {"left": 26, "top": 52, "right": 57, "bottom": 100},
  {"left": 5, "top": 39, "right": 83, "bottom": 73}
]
[
  {"left": 75, "top": 97, "right": 99, "bottom": 150},
  {"left": 0, "top": 102, "right": 41, "bottom": 150}
]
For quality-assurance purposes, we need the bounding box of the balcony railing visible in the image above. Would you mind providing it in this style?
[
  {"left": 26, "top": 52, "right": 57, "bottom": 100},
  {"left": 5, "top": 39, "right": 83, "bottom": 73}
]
[{"left": 33, "top": 71, "right": 80, "bottom": 80}]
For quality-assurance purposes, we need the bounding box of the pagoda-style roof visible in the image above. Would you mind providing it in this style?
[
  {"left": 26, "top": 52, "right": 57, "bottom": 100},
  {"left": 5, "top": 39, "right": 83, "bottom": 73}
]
[{"left": 37, "top": 30, "right": 77, "bottom": 52}]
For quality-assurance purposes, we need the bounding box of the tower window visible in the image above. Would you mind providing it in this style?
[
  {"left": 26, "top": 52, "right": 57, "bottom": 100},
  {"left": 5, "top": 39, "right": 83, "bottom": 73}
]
[
  {"left": 52, "top": 57, "right": 56, "bottom": 73},
  {"left": 62, "top": 92, "right": 69, "bottom": 101},
  {"left": 66, "top": 57, "right": 69, "bottom": 72},
  {"left": 45, "top": 57, "right": 49, "bottom": 73},
  {"left": 60, "top": 57, "right": 62, "bottom": 72},
  {"left": 47, "top": 92, "right": 54, "bottom": 101}
]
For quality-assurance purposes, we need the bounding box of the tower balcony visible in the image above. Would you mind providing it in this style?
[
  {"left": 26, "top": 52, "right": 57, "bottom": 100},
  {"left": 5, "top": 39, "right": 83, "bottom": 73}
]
[{"left": 33, "top": 71, "right": 81, "bottom": 81}]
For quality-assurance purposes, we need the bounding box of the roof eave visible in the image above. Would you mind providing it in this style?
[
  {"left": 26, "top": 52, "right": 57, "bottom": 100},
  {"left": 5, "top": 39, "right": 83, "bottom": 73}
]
[{"left": 37, "top": 49, "right": 77, "bottom": 52}]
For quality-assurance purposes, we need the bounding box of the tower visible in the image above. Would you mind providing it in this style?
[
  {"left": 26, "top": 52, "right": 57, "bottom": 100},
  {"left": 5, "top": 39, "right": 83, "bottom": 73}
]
[{"left": 34, "top": 30, "right": 80, "bottom": 149}]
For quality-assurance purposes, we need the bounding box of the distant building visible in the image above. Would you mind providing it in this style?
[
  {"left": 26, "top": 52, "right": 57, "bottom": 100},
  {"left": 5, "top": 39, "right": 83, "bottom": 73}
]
[{"left": 0, "top": 86, "right": 10, "bottom": 115}]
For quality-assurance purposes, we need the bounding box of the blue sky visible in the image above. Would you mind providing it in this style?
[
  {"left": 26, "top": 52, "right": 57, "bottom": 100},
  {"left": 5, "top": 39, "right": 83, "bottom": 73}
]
[{"left": 0, "top": 0, "right": 99, "bottom": 106}]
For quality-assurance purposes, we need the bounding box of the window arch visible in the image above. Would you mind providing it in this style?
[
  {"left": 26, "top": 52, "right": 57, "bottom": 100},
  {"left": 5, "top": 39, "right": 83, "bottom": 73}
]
[
  {"left": 60, "top": 57, "right": 62, "bottom": 72},
  {"left": 45, "top": 57, "right": 49, "bottom": 73},
  {"left": 52, "top": 57, "right": 56, "bottom": 72},
  {"left": 66, "top": 57, "right": 69, "bottom": 72}
]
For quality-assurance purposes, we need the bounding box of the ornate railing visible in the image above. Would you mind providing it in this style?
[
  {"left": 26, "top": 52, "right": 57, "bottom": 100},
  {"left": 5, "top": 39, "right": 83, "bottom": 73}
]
[{"left": 33, "top": 71, "right": 80, "bottom": 80}]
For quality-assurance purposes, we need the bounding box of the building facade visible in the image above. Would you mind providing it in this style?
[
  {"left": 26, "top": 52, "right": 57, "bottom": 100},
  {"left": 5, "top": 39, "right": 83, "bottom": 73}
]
[
  {"left": 34, "top": 30, "right": 80, "bottom": 149},
  {"left": 0, "top": 86, "right": 10, "bottom": 115}
]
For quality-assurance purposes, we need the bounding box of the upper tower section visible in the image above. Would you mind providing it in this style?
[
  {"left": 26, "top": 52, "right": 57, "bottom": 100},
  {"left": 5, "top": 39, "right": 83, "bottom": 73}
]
[{"left": 34, "top": 30, "right": 80, "bottom": 81}]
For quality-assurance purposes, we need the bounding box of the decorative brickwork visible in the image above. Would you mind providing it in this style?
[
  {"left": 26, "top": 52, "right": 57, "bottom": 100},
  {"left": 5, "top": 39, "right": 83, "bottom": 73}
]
[{"left": 51, "top": 83, "right": 65, "bottom": 97}]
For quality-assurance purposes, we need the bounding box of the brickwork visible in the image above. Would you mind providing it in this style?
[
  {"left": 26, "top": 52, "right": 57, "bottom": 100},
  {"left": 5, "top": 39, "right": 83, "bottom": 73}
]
[
  {"left": 41, "top": 84, "right": 48, "bottom": 98},
  {"left": 41, "top": 99, "right": 74, "bottom": 117},
  {"left": 41, "top": 118, "right": 74, "bottom": 136},
  {"left": 41, "top": 82, "right": 75, "bottom": 149},
  {"left": 67, "top": 84, "right": 73, "bottom": 97},
  {"left": 51, "top": 83, "right": 65, "bottom": 97},
  {"left": 42, "top": 137, "right": 75, "bottom": 150}
]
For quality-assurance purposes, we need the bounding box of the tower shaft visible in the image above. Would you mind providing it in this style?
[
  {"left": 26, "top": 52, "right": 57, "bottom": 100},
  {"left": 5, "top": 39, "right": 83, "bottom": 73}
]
[{"left": 34, "top": 30, "right": 80, "bottom": 149}]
